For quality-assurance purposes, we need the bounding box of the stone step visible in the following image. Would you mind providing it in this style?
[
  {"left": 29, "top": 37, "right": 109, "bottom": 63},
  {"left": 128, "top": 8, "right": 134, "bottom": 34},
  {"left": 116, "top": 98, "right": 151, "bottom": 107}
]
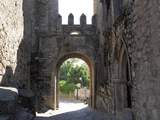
[
  {"left": 115, "top": 109, "right": 133, "bottom": 120},
  {"left": 0, "top": 115, "right": 14, "bottom": 120},
  {"left": 0, "top": 87, "right": 18, "bottom": 114}
]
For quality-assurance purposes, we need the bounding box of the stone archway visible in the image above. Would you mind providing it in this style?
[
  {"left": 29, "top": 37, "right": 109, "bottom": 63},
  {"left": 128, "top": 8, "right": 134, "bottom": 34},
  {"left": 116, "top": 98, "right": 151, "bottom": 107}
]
[
  {"left": 31, "top": 11, "right": 98, "bottom": 112},
  {"left": 53, "top": 52, "right": 95, "bottom": 110}
]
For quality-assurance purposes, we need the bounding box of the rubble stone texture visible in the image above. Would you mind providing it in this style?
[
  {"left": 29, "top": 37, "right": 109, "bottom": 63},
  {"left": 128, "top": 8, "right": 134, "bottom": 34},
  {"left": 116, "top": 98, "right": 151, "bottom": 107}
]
[
  {"left": 0, "top": 0, "right": 32, "bottom": 88},
  {"left": 0, "top": 0, "right": 23, "bottom": 79},
  {"left": 131, "top": 0, "right": 160, "bottom": 119},
  {"left": 95, "top": 0, "right": 160, "bottom": 119},
  {"left": 0, "top": 0, "right": 160, "bottom": 120}
]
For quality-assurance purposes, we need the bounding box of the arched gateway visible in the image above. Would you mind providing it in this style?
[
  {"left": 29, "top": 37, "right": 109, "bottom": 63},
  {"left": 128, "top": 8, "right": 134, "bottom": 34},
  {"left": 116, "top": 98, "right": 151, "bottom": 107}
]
[
  {"left": 31, "top": 13, "right": 99, "bottom": 112},
  {"left": 55, "top": 53, "right": 95, "bottom": 109}
]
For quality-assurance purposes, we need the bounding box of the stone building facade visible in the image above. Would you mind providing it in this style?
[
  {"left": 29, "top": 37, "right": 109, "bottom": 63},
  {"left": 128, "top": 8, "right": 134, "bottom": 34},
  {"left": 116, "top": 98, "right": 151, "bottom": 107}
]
[
  {"left": 31, "top": 11, "right": 99, "bottom": 111},
  {"left": 0, "top": 0, "right": 160, "bottom": 120},
  {"left": 95, "top": 0, "right": 160, "bottom": 119}
]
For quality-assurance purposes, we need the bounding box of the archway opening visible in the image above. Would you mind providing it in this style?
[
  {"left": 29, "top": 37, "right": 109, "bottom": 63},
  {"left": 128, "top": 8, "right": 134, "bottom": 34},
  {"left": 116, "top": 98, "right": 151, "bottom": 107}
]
[{"left": 57, "top": 58, "right": 91, "bottom": 112}]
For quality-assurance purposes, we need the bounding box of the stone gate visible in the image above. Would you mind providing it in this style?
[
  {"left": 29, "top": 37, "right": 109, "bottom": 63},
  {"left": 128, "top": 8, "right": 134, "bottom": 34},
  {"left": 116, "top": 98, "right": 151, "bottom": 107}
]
[{"left": 31, "top": 13, "right": 99, "bottom": 111}]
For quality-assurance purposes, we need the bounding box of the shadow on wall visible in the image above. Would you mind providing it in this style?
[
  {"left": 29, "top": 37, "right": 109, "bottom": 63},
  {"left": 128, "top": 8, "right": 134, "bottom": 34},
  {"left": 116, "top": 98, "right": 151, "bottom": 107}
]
[
  {"left": 14, "top": 0, "right": 32, "bottom": 89},
  {"left": 1, "top": 66, "right": 14, "bottom": 87}
]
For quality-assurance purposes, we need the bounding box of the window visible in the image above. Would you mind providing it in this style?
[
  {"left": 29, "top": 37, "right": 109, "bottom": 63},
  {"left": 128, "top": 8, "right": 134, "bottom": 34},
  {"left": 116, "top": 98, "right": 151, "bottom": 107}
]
[{"left": 70, "top": 31, "right": 80, "bottom": 35}]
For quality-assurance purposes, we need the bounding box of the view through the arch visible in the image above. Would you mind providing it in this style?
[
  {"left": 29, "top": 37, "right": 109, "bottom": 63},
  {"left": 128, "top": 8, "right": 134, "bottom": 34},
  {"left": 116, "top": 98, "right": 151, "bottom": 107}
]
[
  {"left": 36, "top": 58, "right": 91, "bottom": 117},
  {"left": 59, "top": 0, "right": 94, "bottom": 24},
  {"left": 58, "top": 58, "right": 90, "bottom": 110}
]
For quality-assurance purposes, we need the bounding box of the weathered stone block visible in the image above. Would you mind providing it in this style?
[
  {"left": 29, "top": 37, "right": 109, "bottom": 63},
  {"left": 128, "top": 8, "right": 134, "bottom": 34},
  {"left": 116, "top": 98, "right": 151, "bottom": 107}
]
[
  {"left": 18, "top": 89, "right": 35, "bottom": 115},
  {"left": 80, "top": 14, "right": 86, "bottom": 26},
  {"left": 0, "top": 115, "right": 13, "bottom": 120},
  {"left": 15, "top": 107, "right": 34, "bottom": 120},
  {"left": 0, "top": 87, "right": 18, "bottom": 114},
  {"left": 116, "top": 109, "right": 133, "bottom": 120},
  {"left": 68, "top": 13, "right": 74, "bottom": 25}
]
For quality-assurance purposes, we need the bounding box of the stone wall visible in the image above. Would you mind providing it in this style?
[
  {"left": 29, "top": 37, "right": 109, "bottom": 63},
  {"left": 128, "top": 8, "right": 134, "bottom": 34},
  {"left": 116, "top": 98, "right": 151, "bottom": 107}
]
[
  {"left": 95, "top": 0, "right": 160, "bottom": 119},
  {"left": 94, "top": 0, "right": 114, "bottom": 113},
  {"left": 131, "top": 0, "right": 160, "bottom": 119},
  {"left": 0, "top": 0, "right": 24, "bottom": 86},
  {"left": 0, "top": 0, "right": 33, "bottom": 88}
]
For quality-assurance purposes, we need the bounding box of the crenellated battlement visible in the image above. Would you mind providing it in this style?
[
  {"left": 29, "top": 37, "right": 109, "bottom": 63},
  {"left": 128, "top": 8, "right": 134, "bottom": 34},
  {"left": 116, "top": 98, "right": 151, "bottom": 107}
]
[
  {"left": 57, "top": 13, "right": 97, "bottom": 26},
  {"left": 55, "top": 13, "right": 97, "bottom": 36}
]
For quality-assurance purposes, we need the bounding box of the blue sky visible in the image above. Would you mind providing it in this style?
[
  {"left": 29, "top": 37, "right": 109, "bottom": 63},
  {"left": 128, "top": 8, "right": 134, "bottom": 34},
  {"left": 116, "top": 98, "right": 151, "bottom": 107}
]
[{"left": 59, "top": 0, "right": 93, "bottom": 24}]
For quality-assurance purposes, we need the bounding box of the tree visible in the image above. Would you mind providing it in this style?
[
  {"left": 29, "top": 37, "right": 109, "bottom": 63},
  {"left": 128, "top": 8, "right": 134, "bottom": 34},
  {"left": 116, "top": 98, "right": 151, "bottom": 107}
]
[{"left": 59, "top": 58, "right": 90, "bottom": 94}]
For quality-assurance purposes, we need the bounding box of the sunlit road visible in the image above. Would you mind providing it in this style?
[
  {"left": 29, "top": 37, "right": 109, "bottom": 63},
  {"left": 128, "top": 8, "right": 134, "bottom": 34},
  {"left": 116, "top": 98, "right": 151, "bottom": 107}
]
[{"left": 35, "top": 100, "right": 111, "bottom": 120}]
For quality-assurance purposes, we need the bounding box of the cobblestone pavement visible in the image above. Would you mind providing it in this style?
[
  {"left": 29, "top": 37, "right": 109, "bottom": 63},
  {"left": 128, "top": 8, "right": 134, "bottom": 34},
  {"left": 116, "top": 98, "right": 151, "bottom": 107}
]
[{"left": 35, "top": 100, "right": 112, "bottom": 120}]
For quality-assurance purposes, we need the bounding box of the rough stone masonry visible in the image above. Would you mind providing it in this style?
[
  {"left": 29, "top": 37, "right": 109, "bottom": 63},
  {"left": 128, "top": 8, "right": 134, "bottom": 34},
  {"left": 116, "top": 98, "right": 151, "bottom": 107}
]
[{"left": 0, "top": 0, "right": 160, "bottom": 120}]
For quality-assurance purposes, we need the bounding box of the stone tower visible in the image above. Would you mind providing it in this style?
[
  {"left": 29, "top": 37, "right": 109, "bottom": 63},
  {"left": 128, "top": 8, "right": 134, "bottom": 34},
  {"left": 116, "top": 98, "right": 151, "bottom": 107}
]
[{"left": 35, "top": 0, "right": 59, "bottom": 33}]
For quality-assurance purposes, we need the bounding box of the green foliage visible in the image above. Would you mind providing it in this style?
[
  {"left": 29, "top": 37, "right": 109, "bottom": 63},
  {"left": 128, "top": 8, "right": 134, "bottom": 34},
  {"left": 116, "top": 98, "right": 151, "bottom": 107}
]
[
  {"left": 59, "top": 80, "right": 76, "bottom": 94},
  {"left": 59, "top": 58, "right": 90, "bottom": 95}
]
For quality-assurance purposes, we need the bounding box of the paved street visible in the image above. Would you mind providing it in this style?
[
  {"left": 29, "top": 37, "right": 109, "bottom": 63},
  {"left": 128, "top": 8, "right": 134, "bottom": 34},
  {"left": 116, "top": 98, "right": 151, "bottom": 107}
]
[{"left": 35, "top": 100, "right": 112, "bottom": 120}]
